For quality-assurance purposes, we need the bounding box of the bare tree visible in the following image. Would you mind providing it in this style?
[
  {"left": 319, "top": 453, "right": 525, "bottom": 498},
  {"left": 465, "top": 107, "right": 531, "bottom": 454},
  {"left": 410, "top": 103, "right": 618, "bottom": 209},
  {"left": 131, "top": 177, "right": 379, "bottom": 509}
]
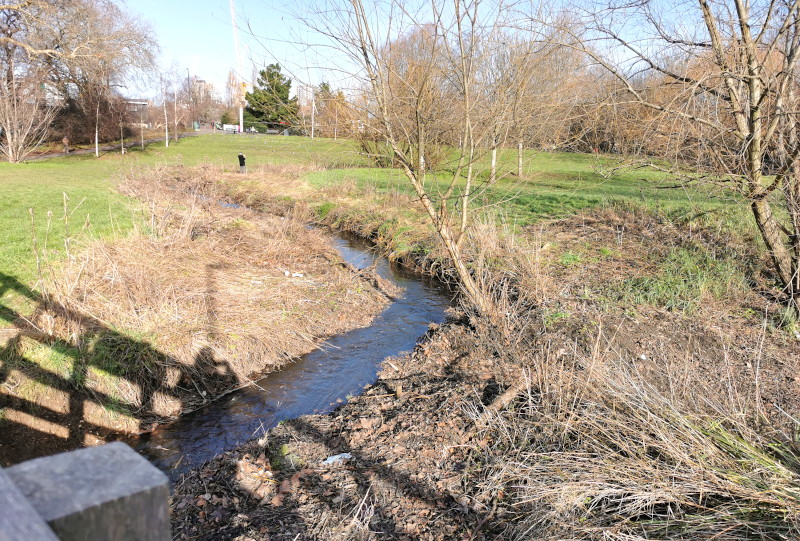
[
  {"left": 304, "top": 0, "right": 559, "bottom": 316},
  {"left": 314, "top": 82, "right": 354, "bottom": 139},
  {"left": 160, "top": 74, "right": 170, "bottom": 148},
  {"left": 0, "top": 64, "right": 55, "bottom": 162},
  {"left": 185, "top": 77, "right": 222, "bottom": 125},
  {"left": 47, "top": 0, "right": 157, "bottom": 149},
  {"left": 567, "top": 0, "right": 800, "bottom": 312},
  {"left": 0, "top": 0, "right": 157, "bottom": 159}
]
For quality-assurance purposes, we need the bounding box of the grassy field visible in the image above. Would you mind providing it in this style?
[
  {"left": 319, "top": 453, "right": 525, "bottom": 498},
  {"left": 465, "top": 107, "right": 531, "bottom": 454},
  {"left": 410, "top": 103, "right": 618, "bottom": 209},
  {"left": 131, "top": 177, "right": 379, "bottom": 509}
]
[
  {"left": 0, "top": 135, "right": 363, "bottom": 317},
  {"left": 0, "top": 134, "right": 755, "bottom": 320},
  {"left": 306, "top": 149, "right": 750, "bottom": 227}
]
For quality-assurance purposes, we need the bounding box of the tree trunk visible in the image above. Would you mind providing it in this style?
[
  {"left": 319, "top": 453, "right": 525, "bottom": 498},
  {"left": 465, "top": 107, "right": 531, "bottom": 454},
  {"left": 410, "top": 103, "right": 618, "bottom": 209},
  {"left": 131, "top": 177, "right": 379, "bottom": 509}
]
[
  {"left": 94, "top": 102, "right": 100, "bottom": 157},
  {"left": 163, "top": 99, "right": 169, "bottom": 148},
  {"left": 412, "top": 173, "right": 494, "bottom": 317},
  {"left": 517, "top": 140, "right": 523, "bottom": 178},
  {"left": 173, "top": 98, "right": 179, "bottom": 142},
  {"left": 490, "top": 126, "right": 499, "bottom": 184},
  {"left": 752, "top": 198, "right": 794, "bottom": 289}
]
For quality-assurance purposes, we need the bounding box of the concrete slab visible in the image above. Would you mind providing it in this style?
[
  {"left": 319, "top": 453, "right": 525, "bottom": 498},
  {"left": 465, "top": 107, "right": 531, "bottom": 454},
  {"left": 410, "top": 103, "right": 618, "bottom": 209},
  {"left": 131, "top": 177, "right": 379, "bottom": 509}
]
[{"left": 6, "top": 442, "right": 169, "bottom": 541}]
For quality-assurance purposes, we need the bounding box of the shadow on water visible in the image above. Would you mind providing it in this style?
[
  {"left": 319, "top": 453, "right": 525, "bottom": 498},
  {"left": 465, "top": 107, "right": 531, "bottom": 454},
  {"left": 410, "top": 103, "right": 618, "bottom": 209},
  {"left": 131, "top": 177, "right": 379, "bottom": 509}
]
[{"left": 131, "top": 233, "right": 453, "bottom": 479}]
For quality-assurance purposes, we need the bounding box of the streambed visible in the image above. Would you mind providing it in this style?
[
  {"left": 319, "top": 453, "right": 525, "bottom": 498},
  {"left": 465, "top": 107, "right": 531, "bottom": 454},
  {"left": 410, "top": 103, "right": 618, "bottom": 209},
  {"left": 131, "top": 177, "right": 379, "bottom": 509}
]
[{"left": 130, "top": 233, "right": 452, "bottom": 478}]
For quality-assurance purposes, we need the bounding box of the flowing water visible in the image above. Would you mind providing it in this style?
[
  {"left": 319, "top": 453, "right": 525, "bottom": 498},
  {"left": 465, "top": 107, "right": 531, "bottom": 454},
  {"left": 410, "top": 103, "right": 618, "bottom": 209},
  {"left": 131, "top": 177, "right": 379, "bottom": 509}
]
[{"left": 130, "top": 233, "right": 452, "bottom": 478}]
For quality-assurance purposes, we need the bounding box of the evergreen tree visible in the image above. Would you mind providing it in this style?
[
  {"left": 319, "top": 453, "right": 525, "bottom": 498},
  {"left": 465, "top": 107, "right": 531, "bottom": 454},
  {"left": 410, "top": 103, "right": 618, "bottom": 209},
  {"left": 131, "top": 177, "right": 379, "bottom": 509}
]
[{"left": 244, "top": 64, "right": 298, "bottom": 129}]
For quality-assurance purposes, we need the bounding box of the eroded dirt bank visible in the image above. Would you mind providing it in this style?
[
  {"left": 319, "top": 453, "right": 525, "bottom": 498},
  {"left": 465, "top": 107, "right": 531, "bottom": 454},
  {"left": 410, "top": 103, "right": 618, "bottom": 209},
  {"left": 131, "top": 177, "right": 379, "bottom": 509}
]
[
  {"left": 171, "top": 320, "right": 508, "bottom": 540},
  {"left": 170, "top": 295, "right": 800, "bottom": 539}
]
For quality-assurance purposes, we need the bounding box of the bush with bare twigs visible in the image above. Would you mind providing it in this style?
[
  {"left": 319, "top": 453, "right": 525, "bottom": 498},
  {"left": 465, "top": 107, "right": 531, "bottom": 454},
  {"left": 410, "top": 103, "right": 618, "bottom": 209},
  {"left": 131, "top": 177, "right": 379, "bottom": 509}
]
[{"left": 462, "top": 323, "right": 800, "bottom": 540}]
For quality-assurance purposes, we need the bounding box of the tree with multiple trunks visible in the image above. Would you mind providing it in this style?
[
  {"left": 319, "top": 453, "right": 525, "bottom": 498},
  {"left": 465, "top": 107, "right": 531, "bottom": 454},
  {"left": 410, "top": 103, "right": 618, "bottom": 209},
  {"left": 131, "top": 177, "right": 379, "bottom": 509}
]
[{"left": 304, "top": 0, "right": 580, "bottom": 316}]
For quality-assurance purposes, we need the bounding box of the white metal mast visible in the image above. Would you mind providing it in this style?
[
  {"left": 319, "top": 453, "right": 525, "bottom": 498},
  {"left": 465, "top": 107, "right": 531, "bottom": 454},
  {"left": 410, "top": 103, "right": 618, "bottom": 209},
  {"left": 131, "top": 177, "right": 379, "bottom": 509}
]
[{"left": 230, "top": 0, "right": 244, "bottom": 133}]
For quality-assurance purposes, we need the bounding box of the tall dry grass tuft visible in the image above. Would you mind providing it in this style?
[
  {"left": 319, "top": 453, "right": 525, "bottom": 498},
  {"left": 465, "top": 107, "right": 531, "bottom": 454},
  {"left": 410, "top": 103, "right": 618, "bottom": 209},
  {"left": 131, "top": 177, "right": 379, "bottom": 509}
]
[{"left": 463, "top": 325, "right": 800, "bottom": 540}]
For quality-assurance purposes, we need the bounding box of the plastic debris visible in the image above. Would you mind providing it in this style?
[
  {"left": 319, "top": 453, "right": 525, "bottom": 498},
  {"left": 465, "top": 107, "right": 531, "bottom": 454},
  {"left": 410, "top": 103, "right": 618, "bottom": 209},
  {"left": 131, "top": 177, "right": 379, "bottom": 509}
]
[{"left": 322, "top": 452, "right": 353, "bottom": 465}]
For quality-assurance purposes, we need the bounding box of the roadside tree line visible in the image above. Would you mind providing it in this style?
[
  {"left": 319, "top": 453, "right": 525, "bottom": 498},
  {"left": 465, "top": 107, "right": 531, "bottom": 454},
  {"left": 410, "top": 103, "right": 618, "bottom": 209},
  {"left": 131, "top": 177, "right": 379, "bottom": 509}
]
[
  {"left": 0, "top": 0, "right": 157, "bottom": 161},
  {"left": 0, "top": 0, "right": 232, "bottom": 160}
]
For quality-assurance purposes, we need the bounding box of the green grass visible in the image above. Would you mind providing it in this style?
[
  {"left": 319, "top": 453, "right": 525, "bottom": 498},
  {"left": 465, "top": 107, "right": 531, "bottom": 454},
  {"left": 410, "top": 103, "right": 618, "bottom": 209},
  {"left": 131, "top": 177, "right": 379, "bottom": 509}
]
[
  {"left": 0, "top": 153, "right": 138, "bottom": 317},
  {"left": 560, "top": 252, "right": 583, "bottom": 266},
  {"left": 0, "top": 135, "right": 362, "bottom": 320},
  {"left": 306, "top": 147, "right": 753, "bottom": 230},
  {"left": 612, "top": 246, "right": 749, "bottom": 312},
  {"left": 0, "top": 134, "right": 761, "bottom": 322}
]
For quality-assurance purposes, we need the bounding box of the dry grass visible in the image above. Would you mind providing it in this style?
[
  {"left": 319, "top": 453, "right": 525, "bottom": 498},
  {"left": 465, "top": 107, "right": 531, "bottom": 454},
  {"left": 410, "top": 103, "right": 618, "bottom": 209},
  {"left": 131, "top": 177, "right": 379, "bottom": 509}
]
[
  {"left": 416, "top": 210, "right": 800, "bottom": 539},
  {"left": 149, "top": 162, "right": 800, "bottom": 539},
  {"left": 21, "top": 163, "right": 387, "bottom": 423},
  {"left": 461, "top": 317, "right": 800, "bottom": 540}
]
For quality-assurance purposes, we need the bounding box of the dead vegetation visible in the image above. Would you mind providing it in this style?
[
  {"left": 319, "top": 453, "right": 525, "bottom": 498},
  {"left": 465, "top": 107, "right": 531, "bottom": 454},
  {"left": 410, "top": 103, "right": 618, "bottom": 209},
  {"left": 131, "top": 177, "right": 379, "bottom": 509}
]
[
  {"left": 163, "top": 178, "right": 799, "bottom": 539},
  {"left": 1, "top": 163, "right": 388, "bottom": 456},
  {"left": 169, "top": 298, "right": 800, "bottom": 540},
  {"left": 468, "top": 336, "right": 800, "bottom": 539}
]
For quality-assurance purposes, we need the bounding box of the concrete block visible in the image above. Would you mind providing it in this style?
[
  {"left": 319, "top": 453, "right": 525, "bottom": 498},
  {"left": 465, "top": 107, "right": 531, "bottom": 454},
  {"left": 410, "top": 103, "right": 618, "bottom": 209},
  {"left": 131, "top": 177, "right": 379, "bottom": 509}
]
[
  {"left": 0, "top": 468, "right": 59, "bottom": 541},
  {"left": 6, "top": 442, "right": 169, "bottom": 541}
]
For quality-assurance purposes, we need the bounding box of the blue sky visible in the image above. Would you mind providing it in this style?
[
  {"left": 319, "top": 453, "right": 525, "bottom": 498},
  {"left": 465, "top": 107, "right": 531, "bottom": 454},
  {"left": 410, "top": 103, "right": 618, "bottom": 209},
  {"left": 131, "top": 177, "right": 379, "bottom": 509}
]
[{"left": 126, "top": 0, "right": 317, "bottom": 98}]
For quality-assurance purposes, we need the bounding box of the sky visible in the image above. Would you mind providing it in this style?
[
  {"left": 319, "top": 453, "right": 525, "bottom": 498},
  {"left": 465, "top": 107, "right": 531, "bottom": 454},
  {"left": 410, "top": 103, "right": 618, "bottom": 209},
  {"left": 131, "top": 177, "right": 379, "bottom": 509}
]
[{"left": 125, "top": 0, "right": 326, "bottom": 99}]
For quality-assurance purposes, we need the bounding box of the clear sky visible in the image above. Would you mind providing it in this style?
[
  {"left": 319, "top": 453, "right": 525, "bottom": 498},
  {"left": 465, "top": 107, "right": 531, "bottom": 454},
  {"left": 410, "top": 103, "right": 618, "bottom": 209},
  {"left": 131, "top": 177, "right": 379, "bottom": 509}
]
[{"left": 126, "top": 0, "right": 320, "bottom": 98}]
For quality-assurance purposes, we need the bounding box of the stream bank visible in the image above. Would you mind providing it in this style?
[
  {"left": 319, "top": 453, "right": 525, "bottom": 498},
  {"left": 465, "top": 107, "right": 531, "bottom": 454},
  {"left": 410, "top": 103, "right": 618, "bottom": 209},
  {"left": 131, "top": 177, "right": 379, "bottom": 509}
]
[
  {"left": 129, "top": 232, "right": 452, "bottom": 478},
  {"left": 0, "top": 174, "right": 391, "bottom": 466},
  {"left": 169, "top": 182, "right": 800, "bottom": 540}
]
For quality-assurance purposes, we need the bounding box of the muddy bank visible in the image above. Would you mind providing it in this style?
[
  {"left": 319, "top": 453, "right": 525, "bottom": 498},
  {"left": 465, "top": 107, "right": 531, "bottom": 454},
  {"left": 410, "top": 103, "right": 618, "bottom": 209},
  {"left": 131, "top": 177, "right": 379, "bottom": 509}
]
[
  {"left": 170, "top": 203, "right": 800, "bottom": 540},
  {"left": 171, "top": 304, "right": 800, "bottom": 540},
  {"left": 128, "top": 233, "right": 452, "bottom": 478},
  {"left": 171, "top": 321, "right": 503, "bottom": 540}
]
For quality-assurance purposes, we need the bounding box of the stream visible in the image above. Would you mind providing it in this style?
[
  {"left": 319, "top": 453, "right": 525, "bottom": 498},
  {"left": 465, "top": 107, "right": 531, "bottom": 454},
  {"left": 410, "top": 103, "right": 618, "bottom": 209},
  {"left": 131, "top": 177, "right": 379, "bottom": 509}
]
[{"left": 130, "top": 233, "right": 453, "bottom": 479}]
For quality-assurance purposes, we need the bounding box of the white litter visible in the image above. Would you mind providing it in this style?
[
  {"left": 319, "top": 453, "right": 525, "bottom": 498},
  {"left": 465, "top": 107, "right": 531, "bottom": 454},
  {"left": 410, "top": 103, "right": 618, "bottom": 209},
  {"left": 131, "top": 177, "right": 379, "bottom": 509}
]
[{"left": 322, "top": 452, "right": 353, "bottom": 465}]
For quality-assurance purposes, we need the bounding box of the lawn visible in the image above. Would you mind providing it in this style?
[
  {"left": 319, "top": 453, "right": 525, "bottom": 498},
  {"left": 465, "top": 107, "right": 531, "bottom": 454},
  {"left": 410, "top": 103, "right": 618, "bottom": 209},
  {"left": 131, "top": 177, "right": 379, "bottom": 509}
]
[
  {"left": 0, "top": 135, "right": 355, "bottom": 316},
  {"left": 306, "top": 146, "right": 750, "bottom": 228}
]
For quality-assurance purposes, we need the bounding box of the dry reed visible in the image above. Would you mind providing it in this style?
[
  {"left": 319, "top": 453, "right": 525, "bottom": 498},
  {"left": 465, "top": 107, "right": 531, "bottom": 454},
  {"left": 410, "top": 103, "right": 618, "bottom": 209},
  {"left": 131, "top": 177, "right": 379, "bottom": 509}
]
[{"left": 462, "top": 321, "right": 800, "bottom": 540}]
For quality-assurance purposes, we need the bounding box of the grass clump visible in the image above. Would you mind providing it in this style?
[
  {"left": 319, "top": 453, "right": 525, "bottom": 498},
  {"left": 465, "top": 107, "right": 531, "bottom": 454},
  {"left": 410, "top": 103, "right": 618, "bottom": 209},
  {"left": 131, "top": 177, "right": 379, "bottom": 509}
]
[
  {"left": 465, "top": 342, "right": 800, "bottom": 540},
  {"left": 614, "top": 247, "right": 748, "bottom": 312}
]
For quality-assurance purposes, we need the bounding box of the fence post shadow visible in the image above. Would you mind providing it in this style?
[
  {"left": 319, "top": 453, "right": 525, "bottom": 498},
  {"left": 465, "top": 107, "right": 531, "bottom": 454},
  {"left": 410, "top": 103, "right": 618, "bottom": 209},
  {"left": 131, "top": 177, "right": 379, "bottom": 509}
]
[{"left": 0, "top": 267, "right": 239, "bottom": 466}]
